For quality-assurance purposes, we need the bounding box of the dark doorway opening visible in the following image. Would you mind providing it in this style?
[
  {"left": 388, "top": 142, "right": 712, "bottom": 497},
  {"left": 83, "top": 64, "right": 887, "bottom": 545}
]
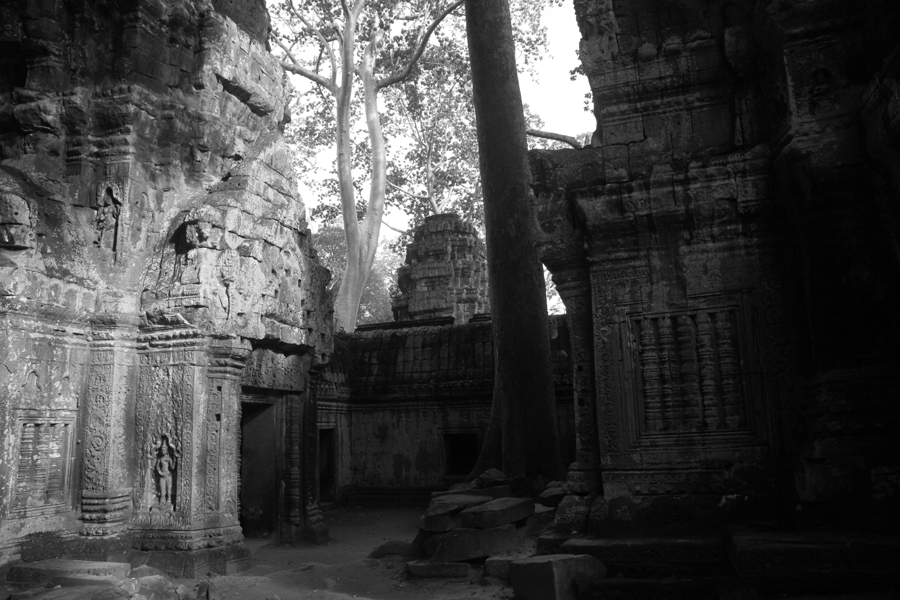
[
  {"left": 319, "top": 428, "right": 336, "bottom": 503},
  {"left": 444, "top": 432, "right": 479, "bottom": 477},
  {"left": 240, "top": 397, "right": 280, "bottom": 538}
]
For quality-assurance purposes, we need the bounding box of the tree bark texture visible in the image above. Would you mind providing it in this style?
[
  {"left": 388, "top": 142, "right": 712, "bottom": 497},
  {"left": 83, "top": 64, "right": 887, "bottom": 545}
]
[{"left": 464, "top": 0, "right": 563, "bottom": 480}]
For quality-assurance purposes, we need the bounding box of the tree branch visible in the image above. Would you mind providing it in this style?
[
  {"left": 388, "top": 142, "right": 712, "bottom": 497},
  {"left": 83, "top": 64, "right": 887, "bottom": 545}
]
[
  {"left": 378, "top": 0, "right": 465, "bottom": 89},
  {"left": 386, "top": 179, "right": 430, "bottom": 201},
  {"left": 288, "top": 0, "right": 338, "bottom": 87},
  {"left": 382, "top": 220, "right": 410, "bottom": 235},
  {"left": 276, "top": 38, "right": 337, "bottom": 92},
  {"left": 526, "top": 129, "right": 583, "bottom": 149}
]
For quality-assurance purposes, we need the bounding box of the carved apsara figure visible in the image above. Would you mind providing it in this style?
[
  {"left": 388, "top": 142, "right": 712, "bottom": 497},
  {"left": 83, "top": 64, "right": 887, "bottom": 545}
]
[
  {"left": 95, "top": 186, "right": 121, "bottom": 251},
  {"left": 153, "top": 435, "right": 177, "bottom": 509}
]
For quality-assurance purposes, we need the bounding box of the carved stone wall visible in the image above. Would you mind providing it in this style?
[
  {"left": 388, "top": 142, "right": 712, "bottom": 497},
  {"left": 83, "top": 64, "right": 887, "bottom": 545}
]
[
  {"left": 0, "top": 0, "right": 333, "bottom": 573},
  {"left": 391, "top": 213, "right": 490, "bottom": 323},
  {"left": 532, "top": 0, "right": 900, "bottom": 533}
]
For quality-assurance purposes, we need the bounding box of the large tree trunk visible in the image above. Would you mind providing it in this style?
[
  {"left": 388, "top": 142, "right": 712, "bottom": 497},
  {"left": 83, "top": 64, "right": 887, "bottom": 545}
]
[{"left": 464, "top": 0, "right": 563, "bottom": 480}]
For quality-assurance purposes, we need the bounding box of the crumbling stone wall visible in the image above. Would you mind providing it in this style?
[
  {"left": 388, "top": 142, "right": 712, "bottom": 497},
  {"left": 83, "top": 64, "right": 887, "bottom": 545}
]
[
  {"left": 317, "top": 317, "right": 575, "bottom": 503},
  {"left": 0, "top": 0, "right": 332, "bottom": 572},
  {"left": 532, "top": 0, "right": 900, "bottom": 533}
]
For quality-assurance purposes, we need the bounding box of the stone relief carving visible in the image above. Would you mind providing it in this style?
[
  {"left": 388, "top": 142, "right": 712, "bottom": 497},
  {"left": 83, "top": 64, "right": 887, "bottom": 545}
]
[
  {"left": 95, "top": 182, "right": 125, "bottom": 252},
  {"left": 151, "top": 434, "right": 179, "bottom": 511}
]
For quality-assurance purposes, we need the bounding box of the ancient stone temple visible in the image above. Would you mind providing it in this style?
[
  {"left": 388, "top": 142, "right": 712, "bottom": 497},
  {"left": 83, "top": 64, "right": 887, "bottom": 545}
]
[
  {"left": 391, "top": 212, "right": 490, "bottom": 324},
  {"left": 0, "top": 0, "right": 332, "bottom": 575},
  {"left": 529, "top": 0, "right": 900, "bottom": 586}
]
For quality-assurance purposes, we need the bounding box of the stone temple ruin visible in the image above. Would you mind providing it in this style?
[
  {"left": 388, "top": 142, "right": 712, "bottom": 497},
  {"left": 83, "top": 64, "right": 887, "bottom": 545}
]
[{"left": 1, "top": 0, "right": 900, "bottom": 594}]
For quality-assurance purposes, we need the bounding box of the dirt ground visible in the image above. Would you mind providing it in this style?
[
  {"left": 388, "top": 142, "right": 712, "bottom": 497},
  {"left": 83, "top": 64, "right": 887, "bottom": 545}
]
[{"left": 207, "top": 505, "right": 514, "bottom": 600}]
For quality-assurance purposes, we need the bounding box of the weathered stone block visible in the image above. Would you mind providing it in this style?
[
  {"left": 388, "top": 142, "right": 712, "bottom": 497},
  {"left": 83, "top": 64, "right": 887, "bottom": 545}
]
[
  {"left": 459, "top": 497, "right": 535, "bottom": 529},
  {"left": 432, "top": 485, "right": 512, "bottom": 500},
  {"left": 484, "top": 555, "right": 514, "bottom": 580},
  {"left": 6, "top": 559, "right": 132, "bottom": 585},
  {"left": 524, "top": 504, "right": 557, "bottom": 537},
  {"left": 539, "top": 487, "right": 567, "bottom": 508},
  {"left": 509, "top": 554, "right": 605, "bottom": 600},
  {"left": 431, "top": 525, "right": 520, "bottom": 562},
  {"left": 420, "top": 494, "right": 491, "bottom": 532},
  {"left": 476, "top": 469, "right": 508, "bottom": 487},
  {"left": 555, "top": 495, "right": 590, "bottom": 534},
  {"left": 406, "top": 560, "right": 472, "bottom": 579}
]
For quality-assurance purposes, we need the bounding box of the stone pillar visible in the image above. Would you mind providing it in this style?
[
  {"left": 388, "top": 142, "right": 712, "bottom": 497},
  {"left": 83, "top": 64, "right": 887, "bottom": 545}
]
[
  {"left": 131, "top": 327, "right": 251, "bottom": 576},
  {"left": 554, "top": 268, "right": 601, "bottom": 495},
  {"left": 392, "top": 213, "right": 489, "bottom": 323},
  {"left": 80, "top": 315, "right": 138, "bottom": 537},
  {"left": 303, "top": 368, "right": 329, "bottom": 544}
]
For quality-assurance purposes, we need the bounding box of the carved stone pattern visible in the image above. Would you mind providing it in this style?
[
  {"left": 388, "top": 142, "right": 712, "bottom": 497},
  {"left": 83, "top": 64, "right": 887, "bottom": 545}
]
[
  {"left": 220, "top": 378, "right": 238, "bottom": 519},
  {"left": 13, "top": 421, "right": 71, "bottom": 514},
  {"left": 557, "top": 275, "right": 600, "bottom": 471},
  {"left": 205, "top": 389, "right": 221, "bottom": 514},
  {"left": 82, "top": 362, "right": 113, "bottom": 493},
  {"left": 632, "top": 309, "right": 747, "bottom": 434}
]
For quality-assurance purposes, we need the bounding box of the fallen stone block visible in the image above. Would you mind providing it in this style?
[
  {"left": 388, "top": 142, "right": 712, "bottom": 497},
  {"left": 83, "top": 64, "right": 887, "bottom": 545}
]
[
  {"left": 431, "top": 525, "right": 520, "bottom": 562},
  {"left": 484, "top": 555, "right": 526, "bottom": 580},
  {"left": 509, "top": 554, "right": 606, "bottom": 600},
  {"left": 420, "top": 494, "right": 491, "bottom": 532},
  {"left": 524, "top": 505, "right": 557, "bottom": 537},
  {"left": 6, "top": 559, "right": 132, "bottom": 585},
  {"left": 46, "top": 574, "right": 118, "bottom": 587},
  {"left": 406, "top": 560, "right": 472, "bottom": 579},
  {"left": 431, "top": 485, "right": 512, "bottom": 500},
  {"left": 536, "top": 533, "right": 570, "bottom": 555},
  {"left": 460, "top": 497, "right": 535, "bottom": 529},
  {"left": 477, "top": 468, "right": 510, "bottom": 488},
  {"left": 422, "top": 532, "right": 447, "bottom": 557},
  {"left": 538, "top": 487, "right": 567, "bottom": 508}
]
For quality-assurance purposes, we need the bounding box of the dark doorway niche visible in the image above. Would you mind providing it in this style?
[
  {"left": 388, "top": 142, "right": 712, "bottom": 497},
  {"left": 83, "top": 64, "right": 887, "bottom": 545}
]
[
  {"left": 240, "top": 392, "right": 282, "bottom": 538},
  {"left": 318, "top": 428, "right": 335, "bottom": 504},
  {"left": 0, "top": 42, "right": 27, "bottom": 93},
  {"left": 443, "top": 432, "right": 479, "bottom": 478}
]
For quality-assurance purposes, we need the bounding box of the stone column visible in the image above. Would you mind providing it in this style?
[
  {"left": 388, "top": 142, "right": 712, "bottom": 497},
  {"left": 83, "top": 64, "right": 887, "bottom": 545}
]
[
  {"left": 80, "top": 315, "right": 139, "bottom": 537},
  {"left": 303, "top": 368, "right": 329, "bottom": 544},
  {"left": 131, "top": 328, "right": 251, "bottom": 576},
  {"left": 554, "top": 267, "right": 601, "bottom": 495}
]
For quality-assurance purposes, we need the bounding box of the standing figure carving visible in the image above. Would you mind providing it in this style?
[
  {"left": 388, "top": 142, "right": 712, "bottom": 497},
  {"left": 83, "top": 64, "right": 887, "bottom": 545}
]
[
  {"left": 151, "top": 435, "right": 178, "bottom": 511},
  {"left": 95, "top": 185, "right": 122, "bottom": 252}
]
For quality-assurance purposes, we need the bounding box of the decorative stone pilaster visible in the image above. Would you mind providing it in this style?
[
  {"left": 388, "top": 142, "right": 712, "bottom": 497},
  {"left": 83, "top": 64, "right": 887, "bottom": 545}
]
[
  {"left": 131, "top": 327, "right": 251, "bottom": 576},
  {"left": 303, "top": 368, "right": 329, "bottom": 544},
  {"left": 554, "top": 268, "right": 601, "bottom": 495},
  {"left": 80, "top": 316, "right": 139, "bottom": 537}
]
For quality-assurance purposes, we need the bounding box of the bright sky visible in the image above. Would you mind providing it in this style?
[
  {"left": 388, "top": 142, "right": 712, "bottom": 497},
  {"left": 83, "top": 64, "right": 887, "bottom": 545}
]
[{"left": 519, "top": 0, "right": 594, "bottom": 139}]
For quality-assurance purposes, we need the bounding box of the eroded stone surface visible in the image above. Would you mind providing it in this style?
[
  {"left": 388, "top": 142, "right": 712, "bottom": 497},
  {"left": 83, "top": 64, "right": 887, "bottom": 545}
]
[
  {"left": 458, "top": 497, "right": 535, "bottom": 529},
  {"left": 0, "top": 0, "right": 332, "bottom": 571}
]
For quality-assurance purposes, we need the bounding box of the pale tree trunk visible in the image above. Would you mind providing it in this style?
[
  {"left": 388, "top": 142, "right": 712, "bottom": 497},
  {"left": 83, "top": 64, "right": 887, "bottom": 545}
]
[
  {"left": 278, "top": 0, "right": 464, "bottom": 332},
  {"left": 465, "top": 0, "right": 563, "bottom": 480},
  {"left": 333, "top": 5, "right": 364, "bottom": 332}
]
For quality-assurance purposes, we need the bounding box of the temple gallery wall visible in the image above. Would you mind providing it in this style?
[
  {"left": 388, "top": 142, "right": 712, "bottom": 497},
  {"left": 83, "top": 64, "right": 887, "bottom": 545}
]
[{"left": 1, "top": 0, "right": 899, "bottom": 586}]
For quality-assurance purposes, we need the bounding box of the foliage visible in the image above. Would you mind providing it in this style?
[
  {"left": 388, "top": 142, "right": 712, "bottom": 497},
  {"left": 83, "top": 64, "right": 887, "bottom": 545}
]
[
  {"left": 313, "top": 227, "right": 404, "bottom": 325},
  {"left": 275, "top": 0, "right": 558, "bottom": 234}
]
